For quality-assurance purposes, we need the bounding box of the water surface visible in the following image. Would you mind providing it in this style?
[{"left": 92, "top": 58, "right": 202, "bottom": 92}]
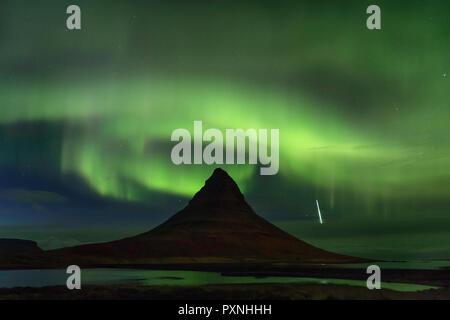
[{"left": 0, "top": 269, "right": 437, "bottom": 292}]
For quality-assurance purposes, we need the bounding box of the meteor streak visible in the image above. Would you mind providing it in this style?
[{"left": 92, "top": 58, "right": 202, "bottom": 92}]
[{"left": 316, "top": 200, "right": 323, "bottom": 224}]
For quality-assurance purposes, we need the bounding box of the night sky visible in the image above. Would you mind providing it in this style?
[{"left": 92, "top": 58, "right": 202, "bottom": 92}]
[{"left": 0, "top": 0, "right": 449, "bottom": 260}]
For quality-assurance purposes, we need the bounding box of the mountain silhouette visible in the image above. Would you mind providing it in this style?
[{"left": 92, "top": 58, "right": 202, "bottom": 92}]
[
  {"left": 0, "top": 239, "right": 42, "bottom": 255},
  {"left": 49, "top": 168, "right": 362, "bottom": 264}
]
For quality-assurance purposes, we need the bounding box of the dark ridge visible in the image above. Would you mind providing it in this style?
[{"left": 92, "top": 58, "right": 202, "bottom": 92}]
[{"left": 0, "top": 239, "right": 42, "bottom": 255}]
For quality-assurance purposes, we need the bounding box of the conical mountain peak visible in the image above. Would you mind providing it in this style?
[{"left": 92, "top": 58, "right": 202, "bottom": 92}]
[
  {"left": 187, "top": 168, "right": 246, "bottom": 208},
  {"left": 209, "top": 167, "right": 232, "bottom": 180},
  {"left": 48, "top": 168, "right": 363, "bottom": 264}
]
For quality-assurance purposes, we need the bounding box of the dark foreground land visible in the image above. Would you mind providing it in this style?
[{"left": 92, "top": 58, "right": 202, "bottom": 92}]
[
  {"left": 1, "top": 263, "right": 449, "bottom": 300},
  {"left": 1, "top": 283, "right": 449, "bottom": 300}
]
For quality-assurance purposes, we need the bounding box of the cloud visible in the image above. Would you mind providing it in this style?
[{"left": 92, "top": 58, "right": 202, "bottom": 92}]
[{"left": 0, "top": 188, "right": 68, "bottom": 212}]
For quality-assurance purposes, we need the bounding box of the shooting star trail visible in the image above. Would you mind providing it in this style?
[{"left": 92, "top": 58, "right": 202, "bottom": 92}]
[{"left": 316, "top": 200, "right": 323, "bottom": 224}]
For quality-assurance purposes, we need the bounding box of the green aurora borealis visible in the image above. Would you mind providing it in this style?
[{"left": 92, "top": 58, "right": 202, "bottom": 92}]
[{"left": 0, "top": 0, "right": 449, "bottom": 259}]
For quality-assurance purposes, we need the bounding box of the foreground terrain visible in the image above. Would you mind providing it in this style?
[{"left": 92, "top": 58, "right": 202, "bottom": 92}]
[{"left": 1, "top": 283, "right": 449, "bottom": 300}]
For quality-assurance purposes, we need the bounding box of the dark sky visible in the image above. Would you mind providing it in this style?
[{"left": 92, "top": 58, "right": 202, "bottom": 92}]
[{"left": 0, "top": 0, "right": 449, "bottom": 260}]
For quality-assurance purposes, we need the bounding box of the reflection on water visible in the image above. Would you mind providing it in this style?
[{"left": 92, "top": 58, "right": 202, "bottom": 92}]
[{"left": 0, "top": 269, "right": 437, "bottom": 292}]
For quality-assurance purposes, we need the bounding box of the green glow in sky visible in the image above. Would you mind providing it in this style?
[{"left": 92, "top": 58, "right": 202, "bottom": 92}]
[
  {"left": 0, "top": 0, "right": 449, "bottom": 217},
  {"left": 0, "top": 73, "right": 447, "bottom": 203}
]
